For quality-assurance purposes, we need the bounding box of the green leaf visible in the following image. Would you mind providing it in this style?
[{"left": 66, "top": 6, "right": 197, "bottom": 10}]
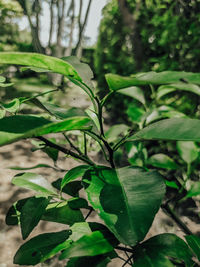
[
  {"left": 145, "top": 105, "right": 186, "bottom": 125},
  {"left": 186, "top": 181, "right": 200, "bottom": 198},
  {"left": 1, "top": 98, "right": 20, "bottom": 113},
  {"left": 41, "top": 222, "right": 92, "bottom": 262},
  {"left": 133, "top": 233, "right": 194, "bottom": 267},
  {"left": 129, "top": 118, "right": 200, "bottom": 142},
  {"left": 0, "top": 82, "right": 14, "bottom": 87},
  {"left": 5, "top": 198, "right": 31, "bottom": 226},
  {"left": 12, "top": 173, "right": 58, "bottom": 196},
  {"left": 62, "top": 56, "right": 94, "bottom": 89},
  {"left": 0, "top": 52, "right": 81, "bottom": 80},
  {"left": 117, "top": 86, "right": 146, "bottom": 105},
  {"left": 147, "top": 153, "right": 178, "bottom": 170},
  {"left": 0, "top": 76, "right": 5, "bottom": 83},
  {"left": 42, "top": 201, "right": 84, "bottom": 225},
  {"left": 10, "top": 163, "right": 57, "bottom": 171},
  {"left": 0, "top": 109, "right": 5, "bottom": 119},
  {"left": 61, "top": 165, "right": 90, "bottom": 189},
  {"left": 52, "top": 179, "right": 83, "bottom": 197},
  {"left": 165, "top": 180, "right": 179, "bottom": 190},
  {"left": 105, "top": 124, "right": 129, "bottom": 143},
  {"left": 14, "top": 230, "right": 71, "bottom": 265},
  {"left": 127, "top": 105, "right": 145, "bottom": 124},
  {"left": 60, "top": 231, "right": 113, "bottom": 259},
  {"left": 20, "top": 66, "right": 51, "bottom": 73},
  {"left": 157, "top": 83, "right": 200, "bottom": 99},
  {"left": 68, "top": 197, "right": 89, "bottom": 210},
  {"left": 20, "top": 197, "right": 49, "bottom": 239},
  {"left": 83, "top": 166, "right": 165, "bottom": 246},
  {"left": 66, "top": 256, "right": 111, "bottom": 267},
  {"left": 185, "top": 235, "right": 200, "bottom": 261},
  {"left": 0, "top": 115, "right": 91, "bottom": 147},
  {"left": 43, "top": 146, "right": 59, "bottom": 162},
  {"left": 177, "top": 141, "right": 199, "bottom": 164},
  {"left": 105, "top": 72, "right": 200, "bottom": 90}
]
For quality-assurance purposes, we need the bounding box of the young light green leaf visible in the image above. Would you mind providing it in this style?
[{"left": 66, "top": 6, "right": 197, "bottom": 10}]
[
  {"left": 14, "top": 230, "right": 71, "bottom": 265},
  {"left": 70, "top": 222, "right": 92, "bottom": 241},
  {"left": 133, "top": 233, "right": 194, "bottom": 267},
  {"left": 129, "top": 118, "right": 200, "bottom": 142},
  {"left": 62, "top": 56, "right": 94, "bottom": 89},
  {"left": 20, "top": 197, "right": 50, "bottom": 240},
  {"left": 20, "top": 66, "right": 51, "bottom": 73},
  {"left": 0, "top": 52, "right": 81, "bottom": 80},
  {"left": 185, "top": 235, "right": 200, "bottom": 261},
  {"left": 60, "top": 231, "right": 113, "bottom": 259},
  {"left": 0, "top": 115, "right": 91, "bottom": 147},
  {"left": 0, "top": 76, "right": 5, "bottom": 83},
  {"left": 12, "top": 173, "right": 58, "bottom": 196},
  {"left": 83, "top": 166, "right": 165, "bottom": 246},
  {"left": 177, "top": 141, "right": 199, "bottom": 164},
  {"left": 61, "top": 165, "right": 90, "bottom": 189},
  {"left": 42, "top": 201, "right": 84, "bottom": 225},
  {"left": 105, "top": 71, "right": 200, "bottom": 90},
  {"left": 147, "top": 153, "right": 178, "bottom": 170},
  {"left": 10, "top": 163, "right": 58, "bottom": 171},
  {"left": 117, "top": 86, "right": 146, "bottom": 105}
]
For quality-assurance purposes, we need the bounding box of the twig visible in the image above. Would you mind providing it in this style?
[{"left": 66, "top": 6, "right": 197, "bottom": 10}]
[
  {"left": 122, "top": 255, "right": 134, "bottom": 267},
  {"left": 116, "top": 246, "right": 134, "bottom": 254},
  {"left": 84, "top": 207, "right": 93, "bottom": 220},
  {"left": 37, "top": 136, "right": 95, "bottom": 166}
]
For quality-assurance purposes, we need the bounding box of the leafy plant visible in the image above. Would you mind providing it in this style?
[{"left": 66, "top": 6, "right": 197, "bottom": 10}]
[{"left": 1, "top": 52, "right": 200, "bottom": 266}]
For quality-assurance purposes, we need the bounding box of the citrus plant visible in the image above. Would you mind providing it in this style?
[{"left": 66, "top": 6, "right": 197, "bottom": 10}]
[{"left": 0, "top": 52, "right": 200, "bottom": 266}]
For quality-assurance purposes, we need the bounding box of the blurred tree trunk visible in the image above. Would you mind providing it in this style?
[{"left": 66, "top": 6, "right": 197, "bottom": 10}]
[
  {"left": 17, "top": 0, "right": 93, "bottom": 84},
  {"left": 73, "top": 0, "right": 92, "bottom": 58},
  {"left": 117, "top": 0, "right": 143, "bottom": 71}
]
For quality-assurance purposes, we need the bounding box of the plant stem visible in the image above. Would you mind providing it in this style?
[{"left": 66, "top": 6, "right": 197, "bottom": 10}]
[
  {"left": 161, "top": 203, "right": 193, "bottom": 235},
  {"left": 116, "top": 246, "right": 134, "bottom": 254},
  {"left": 122, "top": 255, "right": 134, "bottom": 267},
  {"left": 84, "top": 207, "right": 93, "bottom": 220},
  {"left": 37, "top": 136, "right": 96, "bottom": 166},
  {"left": 63, "top": 133, "right": 82, "bottom": 155}
]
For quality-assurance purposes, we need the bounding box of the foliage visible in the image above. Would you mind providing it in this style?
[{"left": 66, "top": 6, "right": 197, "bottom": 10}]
[{"left": 0, "top": 52, "right": 200, "bottom": 266}]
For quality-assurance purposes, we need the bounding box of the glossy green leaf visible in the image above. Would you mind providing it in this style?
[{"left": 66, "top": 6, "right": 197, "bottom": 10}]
[
  {"left": 147, "top": 153, "right": 178, "bottom": 170},
  {"left": 185, "top": 235, "right": 200, "bottom": 261},
  {"left": 14, "top": 230, "right": 71, "bottom": 265},
  {"left": 52, "top": 179, "right": 83, "bottom": 197},
  {"left": 105, "top": 72, "right": 200, "bottom": 90},
  {"left": 133, "top": 233, "right": 194, "bottom": 267},
  {"left": 12, "top": 173, "right": 58, "bottom": 196},
  {"left": 43, "top": 146, "right": 59, "bottom": 162},
  {"left": 177, "top": 141, "right": 199, "bottom": 164},
  {"left": 83, "top": 166, "right": 165, "bottom": 246},
  {"left": 20, "top": 197, "right": 49, "bottom": 239},
  {"left": 0, "top": 115, "right": 91, "bottom": 147},
  {"left": 61, "top": 165, "right": 90, "bottom": 189},
  {"left": 60, "top": 231, "right": 113, "bottom": 259},
  {"left": 117, "top": 86, "right": 146, "bottom": 105},
  {"left": 105, "top": 124, "right": 129, "bottom": 143},
  {"left": 157, "top": 83, "right": 200, "bottom": 99},
  {"left": 42, "top": 201, "right": 84, "bottom": 225},
  {"left": 0, "top": 52, "right": 81, "bottom": 80},
  {"left": 62, "top": 56, "right": 94, "bottom": 89},
  {"left": 129, "top": 118, "right": 200, "bottom": 142}
]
